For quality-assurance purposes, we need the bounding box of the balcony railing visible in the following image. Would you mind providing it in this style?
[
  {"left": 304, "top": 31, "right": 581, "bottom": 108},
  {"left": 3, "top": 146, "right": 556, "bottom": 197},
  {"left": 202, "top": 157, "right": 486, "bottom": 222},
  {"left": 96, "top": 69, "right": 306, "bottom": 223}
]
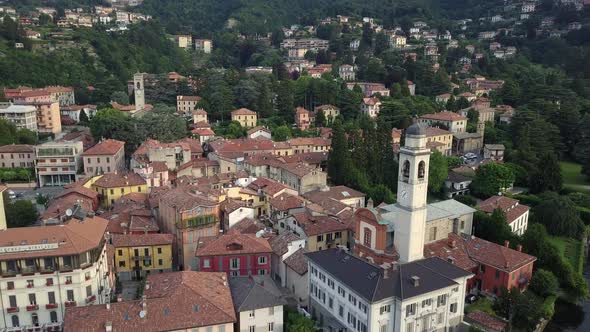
[
  {"left": 45, "top": 303, "right": 58, "bottom": 309},
  {"left": 64, "top": 301, "right": 76, "bottom": 307},
  {"left": 131, "top": 256, "right": 151, "bottom": 261},
  {"left": 26, "top": 304, "right": 39, "bottom": 311},
  {"left": 6, "top": 307, "right": 19, "bottom": 313},
  {"left": 85, "top": 295, "right": 96, "bottom": 304}
]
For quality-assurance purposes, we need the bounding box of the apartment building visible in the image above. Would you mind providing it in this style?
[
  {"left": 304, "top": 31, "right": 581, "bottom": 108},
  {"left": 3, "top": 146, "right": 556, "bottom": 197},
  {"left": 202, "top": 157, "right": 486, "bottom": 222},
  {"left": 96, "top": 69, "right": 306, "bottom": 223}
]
[
  {"left": 194, "top": 39, "right": 212, "bottom": 53},
  {"left": 82, "top": 139, "right": 125, "bottom": 176},
  {"left": 192, "top": 109, "right": 208, "bottom": 124},
  {"left": 229, "top": 276, "right": 286, "bottom": 332},
  {"left": 0, "top": 105, "right": 38, "bottom": 131},
  {"left": 0, "top": 215, "right": 111, "bottom": 331},
  {"left": 231, "top": 108, "right": 258, "bottom": 128},
  {"left": 306, "top": 249, "right": 472, "bottom": 332},
  {"left": 90, "top": 172, "right": 148, "bottom": 208},
  {"left": 361, "top": 97, "right": 381, "bottom": 118},
  {"left": 478, "top": 196, "right": 530, "bottom": 236},
  {"left": 25, "top": 102, "right": 62, "bottom": 134},
  {"left": 131, "top": 139, "right": 192, "bottom": 171},
  {"left": 419, "top": 112, "right": 467, "bottom": 133},
  {"left": 112, "top": 233, "right": 174, "bottom": 281},
  {"left": 0, "top": 145, "right": 35, "bottom": 168},
  {"left": 425, "top": 127, "right": 453, "bottom": 156},
  {"left": 176, "top": 95, "right": 202, "bottom": 115},
  {"left": 35, "top": 141, "right": 84, "bottom": 187}
]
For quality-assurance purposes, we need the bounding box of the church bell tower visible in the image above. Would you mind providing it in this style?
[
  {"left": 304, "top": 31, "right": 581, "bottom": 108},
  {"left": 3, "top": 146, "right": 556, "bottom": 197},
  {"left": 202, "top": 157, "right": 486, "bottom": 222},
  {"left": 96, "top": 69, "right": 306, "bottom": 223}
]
[
  {"left": 394, "top": 123, "right": 430, "bottom": 263},
  {"left": 134, "top": 73, "right": 145, "bottom": 111}
]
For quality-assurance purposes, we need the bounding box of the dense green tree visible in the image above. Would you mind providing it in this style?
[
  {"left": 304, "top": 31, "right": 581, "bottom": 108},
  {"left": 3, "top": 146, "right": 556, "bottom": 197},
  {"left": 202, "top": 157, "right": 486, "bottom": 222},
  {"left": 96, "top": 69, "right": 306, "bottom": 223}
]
[
  {"left": 471, "top": 163, "right": 515, "bottom": 197},
  {"left": 315, "top": 111, "right": 326, "bottom": 128},
  {"left": 529, "top": 152, "right": 562, "bottom": 193},
  {"left": 473, "top": 210, "right": 514, "bottom": 245},
  {"left": 529, "top": 269, "right": 559, "bottom": 297},
  {"left": 327, "top": 119, "right": 351, "bottom": 185},
  {"left": 272, "top": 125, "right": 291, "bottom": 141},
  {"left": 4, "top": 197, "right": 38, "bottom": 228},
  {"left": 110, "top": 91, "right": 130, "bottom": 105},
  {"left": 286, "top": 309, "right": 317, "bottom": 332},
  {"left": 533, "top": 193, "right": 585, "bottom": 239},
  {"left": 428, "top": 150, "right": 448, "bottom": 193}
]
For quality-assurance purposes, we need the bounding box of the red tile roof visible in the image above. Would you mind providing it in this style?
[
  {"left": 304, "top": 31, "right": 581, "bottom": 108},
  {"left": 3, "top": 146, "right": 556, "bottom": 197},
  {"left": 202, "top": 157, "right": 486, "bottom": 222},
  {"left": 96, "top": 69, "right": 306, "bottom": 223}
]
[
  {"left": 421, "top": 111, "right": 467, "bottom": 121},
  {"left": 247, "top": 126, "right": 271, "bottom": 135},
  {"left": 478, "top": 196, "right": 529, "bottom": 224},
  {"left": 112, "top": 233, "right": 174, "bottom": 247},
  {"left": 192, "top": 127, "right": 216, "bottom": 136},
  {"left": 291, "top": 212, "right": 349, "bottom": 236},
  {"left": 270, "top": 193, "right": 305, "bottom": 211},
  {"left": 227, "top": 218, "right": 266, "bottom": 235},
  {"left": 425, "top": 127, "right": 452, "bottom": 137},
  {"left": 466, "top": 311, "right": 507, "bottom": 332},
  {"left": 195, "top": 234, "right": 272, "bottom": 257},
  {"left": 0, "top": 144, "right": 35, "bottom": 153},
  {"left": 93, "top": 172, "right": 146, "bottom": 188},
  {"left": 232, "top": 108, "right": 256, "bottom": 116},
  {"left": 362, "top": 97, "right": 380, "bottom": 105},
  {"left": 82, "top": 139, "right": 124, "bottom": 156},
  {"left": 178, "top": 95, "right": 202, "bottom": 102},
  {"left": 63, "top": 271, "right": 236, "bottom": 331}
]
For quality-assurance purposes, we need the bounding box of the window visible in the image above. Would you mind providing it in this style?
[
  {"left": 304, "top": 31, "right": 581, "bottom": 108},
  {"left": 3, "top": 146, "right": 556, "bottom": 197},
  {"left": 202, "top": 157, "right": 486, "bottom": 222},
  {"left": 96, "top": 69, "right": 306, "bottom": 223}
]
[
  {"left": 157, "top": 248, "right": 162, "bottom": 254},
  {"left": 268, "top": 306, "right": 274, "bottom": 315},
  {"left": 66, "top": 276, "right": 72, "bottom": 284},
  {"left": 337, "top": 286, "right": 345, "bottom": 298},
  {"left": 317, "top": 235, "right": 324, "bottom": 242},
  {"left": 230, "top": 258, "right": 239, "bottom": 269},
  {"left": 363, "top": 228, "right": 372, "bottom": 246},
  {"left": 258, "top": 256, "right": 267, "bottom": 264},
  {"left": 402, "top": 160, "right": 410, "bottom": 179},
  {"left": 86, "top": 285, "right": 92, "bottom": 297},
  {"left": 418, "top": 161, "right": 426, "bottom": 179},
  {"left": 27, "top": 280, "right": 34, "bottom": 288},
  {"left": 328, "top": 297, "right": 333, "bottom": 308},
  {"left": 429, "top": 227, "right": 437, "bottom": 241},
  {"left": 348, "top": 294, "right": 357, "bottom": 305},
  {"left": 110, "top": 189, "right": 114, "bottom": 195},
  {"left": 359, "top": 302, "right": 367, "bottom": 313},
  {"left": 120, "top": 188, "right": 125, "bottom": 194},
  {"left": 219, "top": 326, "right": 225, "bottom": 332},
  {"left": 50, "top": 311, "right": 58, "bottom": 323},
  {"left": 406, "top": 303, "right": 416, "bottom": 317},
  {"left": 249, "top": 311, "right": 255, "bottom": 318},
  {"left": 118, "top": 249, "right": 123, "bottom": 256},
  {"left": 327, "top": 279, "right": 334, "bottom": 289},
  {"left": 258, "top": 269, "right": 266, "bottom": 275},
  {"left": 422, "top": 298, "right": 432, "bottom": 308},
  {"left": 479, "top": 265, "right": 486, "bottom": 273},
  {"left": 28, "top": 293, "right": 36, "bottom": 305},
  {"left": 48, "top": 292, "right": 56, "bottom": 304},
  {"left": 67, "top": 290, "right": 74, "bottom": 302},
  {"left": 9, "top": 295, "right": 17, "bottom": 308},
  {"left": 335, "top": 232, "right": 342, "bottom": 239},
  {"left": 437, "top": 312, "right": 444, "bottom": 324},
  {"left": 495, "top": 270, "right": 500, "bottom": 280},
  {"left": 158, "top": 259, "right": 163, "bottom": 266},
  {"left": 406, "top": 321, "right": 414, "bottom": 332},
  {"left": 338, "top": 305, "right": 344, "bottom": 317},
  {"left": 249, "top": 326, "right": 255, "bottom": 332},
  {"left": 379, "top": 305, "right": 391, "bottom": 315},
  {"left": 450, "top": 302, "right": 458, "bottom": 313},
  {"left": 11, "top": 315, "right": 19, "bottom": 327},
  {"left": 437, "top": 295, "right": 447, "bottom": 307},
  {"left": 7, "top": 281, "right": 14, "bottom": 290},
  {"left": 119, "top": 261, "right": 126, "bottom": 267},
  {"left": 380, "top": 324, "right": 388, "bottom": 332}
]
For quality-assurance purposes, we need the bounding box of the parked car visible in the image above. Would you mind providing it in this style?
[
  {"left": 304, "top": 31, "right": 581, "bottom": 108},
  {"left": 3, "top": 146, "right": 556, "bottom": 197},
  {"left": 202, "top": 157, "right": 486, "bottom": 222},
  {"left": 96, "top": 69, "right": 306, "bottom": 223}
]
[
  {"left": 464, "top": 152, "right": 477, "bottom": 159},
  {"left": 7, "top": 190, "right": 16, "bottom": 200}
]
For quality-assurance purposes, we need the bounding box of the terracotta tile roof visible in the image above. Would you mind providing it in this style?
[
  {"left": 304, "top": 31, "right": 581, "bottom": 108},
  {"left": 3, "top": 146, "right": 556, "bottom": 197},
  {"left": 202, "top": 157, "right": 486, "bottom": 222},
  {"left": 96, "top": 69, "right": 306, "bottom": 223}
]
[
  {"left": 424, "top": 234, "right": 479, "bottom": 271},
  {"left": 248, "top": 177, "right": 295, "bottom": 197},
  {"left": 426, "top": 233, "right": 536, "bottom": 273},
  {"left": 466, "top": 311, "right": 507, "bottom": 332},
  {"left": 64, "top": 271, "right": 236, "bottom": 331},
  {"left": 292, "top": 212, "right": 349, "bottom": 236},
  {"left": 192, "top": 127, "right": 216, "bottom": 136},
  {"left": 110, "top": 101, "right": 137, "bottom": 111},
  {"left": 362, "top": 97, "right": 380, "bottom": 105},
  {"left": 247, "top": 126, "right": 271, "bottom": 136},
  {"left": 149, "top": 161, "right": 169, "bottom": 173},
  {"left": 278, "top": 162, "right": 320, "bottom": 177},
  {"left": 193, "top": 120, "right": 211, "bottom": 129},
  {"left": 195, "top": 234, "right": 272, "bottom": 257},
  {"left": 208, "top": 138, "right": 279, "bottom": 154},
  {"left": 192, "top": 109, "right": 207, "bottom": 115},
  {"left": 54, "top": 185, "right": 99, "bottom": 200},
  {"left": 478, "top": 196, "right": 530, "bottom": 224},
  {"left": 93, "top": 172, "right": 146, "bottom": 188},
  {"left": 41, "top": 195, "right": 95, "bottom": 221},
  {"left": 60, "top": 104, "right": 97, "bottom": 111},
  {"left": 227, "top": 218, "right": 265, "bottom": 235},
  {"left": 268, "top": 232, "right": 301, "bottom": 256},
  {"left": 178, "top": 95, "right": 202, "bottom": 102},
  {"left": 178, "top": 158, "right": 219, "bottom": 172},
  {"left": 295, "top": 107, "right": 310, "bottom": 114},
  {"left": 0, "top": 216, "right": 108, "bottom": 260},
  {"left": 112, "top": 233, "right": 174, "bottom": 247},
  {"left": 270, "top": 193, "right": 305, "bottom": 211},
  {"left": 231, "top": 108, "right": 256, "bottom": 116},
  {"left": 315, "top": 104, "right": 339, "bottom": 112},
  {"left": 425, "top": 127, "right": 452, "bottom": 137},
  {"left": 221, "top": 198, "right": 249, "bottom": 214},
  {"left": 287, "top": 137, "right": 331, "bottom": 146},
  {"left": 159, "top": 186, "right": 218, "bottom": 211},
  {"left": 280, "top": 152, "right": 329, "bottom": 166},
  {"left": 303, "top": 186, "right": 365, "bottom": 203},
  {"left": 0, "top": 144, "right": 35, "bottom": 153},
  {"left": 284, "top": 248, "right": 308, "bottom": 275},
  {"left": 421, "top": 111, "right": 467, "bottom": 122},
  {"left": 44, "top": 86, "right": 74, "bottom": 93},
  {"left": 176, "top": 138, "right": 204, "bottom": 154},
  {"left": 82, "top": 139, "right": 124, "bottom": 156}
]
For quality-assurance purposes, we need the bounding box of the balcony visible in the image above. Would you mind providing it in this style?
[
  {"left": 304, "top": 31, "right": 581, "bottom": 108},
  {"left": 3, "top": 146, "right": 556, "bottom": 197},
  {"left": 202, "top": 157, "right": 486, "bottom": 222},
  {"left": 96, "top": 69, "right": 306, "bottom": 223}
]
[
  {"left": 85, "top": 295, "right": 96, "bottom": 304},
  {"left": 131, "top": 256, "right": 151, "bottom": 261},
  {"left": 64, "top": 301, "right": 76, "bottom": 307},
  {"left": 45, "top": 303, "right": 58, "bottom": 309},
  {"left": 6, "top": 307, "right": 19, "bottom": 313},
  {"left": 21, "top": 266, "right": 37, "bottom": 275},
  {"left": 26, "top": 304, "right": 39, "bottom": 311}
]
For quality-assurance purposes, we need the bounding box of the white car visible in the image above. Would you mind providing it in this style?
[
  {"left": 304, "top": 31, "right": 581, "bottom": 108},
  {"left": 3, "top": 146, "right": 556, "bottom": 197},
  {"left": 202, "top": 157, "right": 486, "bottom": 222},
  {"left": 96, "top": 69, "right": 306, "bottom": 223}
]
[{"left": 464, "top": 153, "right": 477, "bottom": 159}]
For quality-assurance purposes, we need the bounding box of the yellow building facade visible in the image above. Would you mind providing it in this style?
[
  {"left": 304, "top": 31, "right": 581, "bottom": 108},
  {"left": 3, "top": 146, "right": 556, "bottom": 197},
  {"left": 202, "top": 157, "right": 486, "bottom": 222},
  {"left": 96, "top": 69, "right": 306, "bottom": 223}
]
[
  {"left": 113, "top": 233, "right": 174, "bottom": 281},
  {"left": 89, "top": 173, "right": 148, "bottom": 207}
]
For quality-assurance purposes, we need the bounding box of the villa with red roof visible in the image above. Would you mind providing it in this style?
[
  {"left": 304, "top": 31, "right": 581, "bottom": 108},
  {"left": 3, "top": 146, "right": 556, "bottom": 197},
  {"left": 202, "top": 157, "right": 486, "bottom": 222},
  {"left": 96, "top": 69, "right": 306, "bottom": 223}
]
[
  {"left": 195, "top": 234, "right": 273, "bottom": 276},
  {"left": 82, "top": 139, "right": 125, "bottom": 176},
  {"left": 231, "top": 108, "right": 257, "bottom": 128},
  {"left": 478, "top": 196, "right": 530, "bottom": 236},
  {"left": 419, "top": 111, "right": 468, "bottom": 133}
]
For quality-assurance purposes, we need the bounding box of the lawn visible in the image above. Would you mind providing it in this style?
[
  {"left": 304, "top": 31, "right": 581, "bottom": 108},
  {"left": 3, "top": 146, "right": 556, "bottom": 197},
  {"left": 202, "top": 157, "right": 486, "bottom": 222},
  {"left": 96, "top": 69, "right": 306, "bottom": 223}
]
[
  {"left": 560, "top": 161, "right": 590, "bottom": 194},
  {"left": 465, "top": 297, "right": 495, "bottom": 315},
  {"left": 547, "top": 236, "right": 584, "bottom": 274}
]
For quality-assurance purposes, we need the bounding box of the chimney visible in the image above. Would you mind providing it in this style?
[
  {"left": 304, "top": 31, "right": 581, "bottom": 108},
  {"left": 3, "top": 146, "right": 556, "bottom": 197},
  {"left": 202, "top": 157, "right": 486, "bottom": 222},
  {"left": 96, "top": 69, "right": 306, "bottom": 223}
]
[
  {"left": 504, "top": 240, "right": 510, "bottom": 248},
  {"left": 449, "top": 240, "right": 456, "bottom": 248},
  {"left": 117, "top": 294, "right": 123, "bottom": 302},
  {"left": 106, "top": 303, "right": 110, "bottom": 310},
  {"left": 105, "top": 322, "right": 113, "bottom": 332},
  {"left": 411, "top": 276, "right": 420, "bottom": 287},
  {"left": 366, "top": 198, "right": 374, "bottom": 209},
  {"left": 145, "top": 281, "right": 150, "bottom": 290},
  {"left": 517, "top": 244, "right": 522, "bottom": 252}
]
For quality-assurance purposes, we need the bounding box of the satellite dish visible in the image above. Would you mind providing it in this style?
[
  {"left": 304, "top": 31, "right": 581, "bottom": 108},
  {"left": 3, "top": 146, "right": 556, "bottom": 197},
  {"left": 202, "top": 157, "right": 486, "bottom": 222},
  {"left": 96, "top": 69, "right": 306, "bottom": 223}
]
[
  {"left": 139, "top": 310, "right": 146, "bottom": 319},
  {"left": 66, "top": 209, "right": 73, "bottom": 217}
]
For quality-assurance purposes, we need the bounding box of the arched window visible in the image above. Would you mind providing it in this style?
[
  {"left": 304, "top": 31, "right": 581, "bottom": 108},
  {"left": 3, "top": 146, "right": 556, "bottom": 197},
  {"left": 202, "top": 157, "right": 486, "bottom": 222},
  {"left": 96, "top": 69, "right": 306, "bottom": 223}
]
[
  {"left": 136, "top": 81, "right": 141, "bottom": 90},
  {"left": 11, "top": 315, "right": 19, "bottom": 327},
  {"left": 50, "top": 311, "right": 58, "bottom": 323},
  {"left": 402, "top": 160, "right": 410, "bottom": 181},
  {"left": 418, "top": 161, "right": 426, "bottom": 180},
  {"left": 363, "top": 228, "right": 372, "bottom": 247}
]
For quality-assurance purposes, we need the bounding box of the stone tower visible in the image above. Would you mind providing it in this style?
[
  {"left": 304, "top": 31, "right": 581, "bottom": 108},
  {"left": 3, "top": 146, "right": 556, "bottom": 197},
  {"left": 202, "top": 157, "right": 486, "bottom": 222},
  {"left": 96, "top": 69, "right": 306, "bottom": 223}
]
[
  {"left": 133, "top": 73, "right": 145, "bottom": 111},
  {"left": 394, "top": 123, "right": 430, "bottom": 263}
]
